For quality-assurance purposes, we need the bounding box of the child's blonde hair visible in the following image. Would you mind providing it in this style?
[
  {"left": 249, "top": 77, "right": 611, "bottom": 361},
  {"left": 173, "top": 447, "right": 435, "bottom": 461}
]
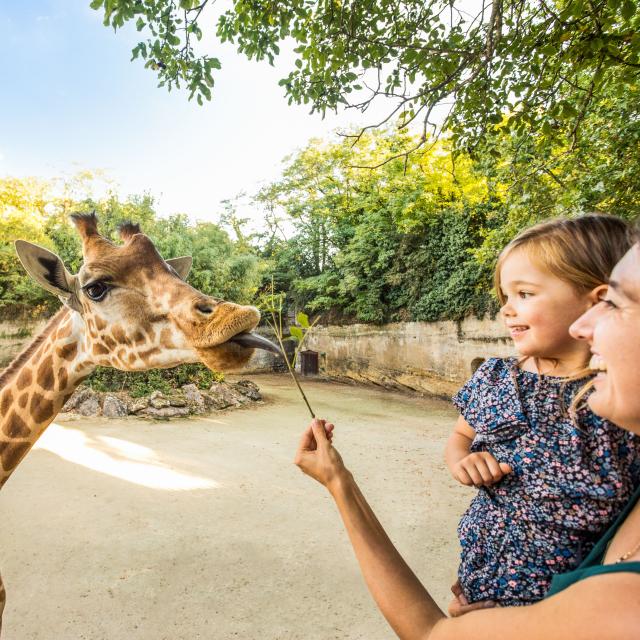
[
  {"left": 494, "top": 214, "right": 633, "bottom": 305},
  {"left": 494, "top": 214, "right": 633, "bottom": 417}
]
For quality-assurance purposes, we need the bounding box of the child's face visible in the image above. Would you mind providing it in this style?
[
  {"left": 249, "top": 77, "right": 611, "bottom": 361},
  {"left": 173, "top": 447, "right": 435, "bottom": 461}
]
[{"left": 499, "top": 249, "right": 594, "bottom": 360}]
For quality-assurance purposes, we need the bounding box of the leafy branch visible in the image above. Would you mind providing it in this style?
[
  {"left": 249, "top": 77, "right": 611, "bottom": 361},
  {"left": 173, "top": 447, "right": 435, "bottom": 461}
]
[{"left": 257, "top": 280, "right": 319, "bottom": 418}]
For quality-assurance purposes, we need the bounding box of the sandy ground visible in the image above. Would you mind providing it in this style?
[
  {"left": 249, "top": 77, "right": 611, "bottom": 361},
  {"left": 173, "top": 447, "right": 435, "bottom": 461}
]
[{"left": 0, "top": 374, "right": 471, "bottom": 640}]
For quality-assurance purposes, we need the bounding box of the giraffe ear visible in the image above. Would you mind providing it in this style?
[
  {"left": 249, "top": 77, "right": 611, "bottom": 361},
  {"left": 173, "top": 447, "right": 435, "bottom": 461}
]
[
  {"left": 166, "top": 256, "right": 192, "bottom": 280},
  {"left": 15, "top": 241, "right": 80, "bottom": 309}
]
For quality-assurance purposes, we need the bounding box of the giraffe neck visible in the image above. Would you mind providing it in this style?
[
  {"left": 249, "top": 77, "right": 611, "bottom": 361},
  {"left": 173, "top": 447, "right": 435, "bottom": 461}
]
[{"left": 0, "top": 307, "right": 94, "bottom": 488}]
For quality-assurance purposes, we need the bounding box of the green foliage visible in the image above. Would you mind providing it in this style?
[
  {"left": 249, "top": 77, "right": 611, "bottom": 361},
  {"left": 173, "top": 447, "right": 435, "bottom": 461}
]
[
  {"left": 256, "top": 131, "right": 499, "bottom": 323},
  {"left": 0, "top": 175, "right": 263, "bottom": 317},
  {"left": 87, "top": 363, "right": 224, "bottom": 397},
  {"left": 95, "top": 0, "right": 640, "bottom": 155}
]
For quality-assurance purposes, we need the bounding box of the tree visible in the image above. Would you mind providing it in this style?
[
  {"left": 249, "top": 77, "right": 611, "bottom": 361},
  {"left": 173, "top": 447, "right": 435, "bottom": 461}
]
[{"left": 92, "top": 0, "right": 640, "bottom": 157}]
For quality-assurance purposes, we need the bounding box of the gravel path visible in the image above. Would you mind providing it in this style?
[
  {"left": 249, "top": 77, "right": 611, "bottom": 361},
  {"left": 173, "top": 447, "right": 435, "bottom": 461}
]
[{"left": 0, "top": 374, "right": 470, "bottom": 640}]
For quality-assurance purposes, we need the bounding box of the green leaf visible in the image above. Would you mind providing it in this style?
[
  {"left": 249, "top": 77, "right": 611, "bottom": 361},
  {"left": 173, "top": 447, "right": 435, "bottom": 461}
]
[
  {"left": 289, "top": 326, "right": 303, "bottom": 342},
  {"left": 296, "top": 311, "right": 310, "bottom": 328},
  {"left": 621, "top": 0, "right": 636, "bottom": 19}
]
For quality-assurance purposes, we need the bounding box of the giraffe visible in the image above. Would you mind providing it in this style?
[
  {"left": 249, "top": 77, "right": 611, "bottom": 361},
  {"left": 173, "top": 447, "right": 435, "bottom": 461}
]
[{"left": 0, "top": 212, "right": 278, "bottom": 634}]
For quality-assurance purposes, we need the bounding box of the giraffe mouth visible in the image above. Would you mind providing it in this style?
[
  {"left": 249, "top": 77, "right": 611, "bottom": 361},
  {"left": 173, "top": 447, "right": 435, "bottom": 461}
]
[{"left": 227, "top": 332, "right": 282, "bottom": 355}]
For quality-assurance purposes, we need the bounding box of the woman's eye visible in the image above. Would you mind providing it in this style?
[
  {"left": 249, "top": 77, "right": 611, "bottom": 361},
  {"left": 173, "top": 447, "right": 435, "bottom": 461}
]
[
  {"left": 84, "top": 282, "right": 110, "bottom": 301},
  {"left": 600, "top": 297, "right": 617, "bottom": 309}
]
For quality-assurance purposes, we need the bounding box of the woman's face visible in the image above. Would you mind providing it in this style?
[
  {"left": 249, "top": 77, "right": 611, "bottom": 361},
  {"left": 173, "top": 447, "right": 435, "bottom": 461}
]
[{"left": 570, "top": 244, "right": 640, "bottom": 433}]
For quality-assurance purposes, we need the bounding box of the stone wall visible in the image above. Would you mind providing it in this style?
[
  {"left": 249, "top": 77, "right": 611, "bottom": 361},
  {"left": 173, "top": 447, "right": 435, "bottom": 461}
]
[
  {"left": 0, "top": 318, "right": 49, "bottom": 367},
  {"left": 304, "top": 318, "right": 517, "bottom": 397},
  {"left": 1, "top": 316, "right": 516, "bottom": 398}
]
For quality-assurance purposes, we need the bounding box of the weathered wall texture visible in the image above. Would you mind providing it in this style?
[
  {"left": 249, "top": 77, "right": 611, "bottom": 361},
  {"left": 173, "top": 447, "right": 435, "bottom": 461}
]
[
  {"left": 0, "top": 318, "right": 49, "bottom": 367},
  {"left": 304, "top": 319, "right": 517, "bottom": 397}
]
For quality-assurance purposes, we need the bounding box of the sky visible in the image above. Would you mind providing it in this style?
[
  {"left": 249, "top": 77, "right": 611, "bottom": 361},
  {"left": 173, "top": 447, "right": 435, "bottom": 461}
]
[{"left": 0, "top": 1, "right": 392, "bottom": 229}]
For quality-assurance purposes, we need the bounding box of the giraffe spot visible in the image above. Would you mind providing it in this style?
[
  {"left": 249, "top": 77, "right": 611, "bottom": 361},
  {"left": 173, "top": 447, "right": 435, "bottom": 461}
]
[
  {"left": 112, "top": 325, "right": 126, "bottom": 343},
  {"left": 0, "top": 441, "right": 31, "bottom": 472},
  {"left": 57, "top": 367, "right": 68, "bottom": 390},
  {"left": 139, "top": 347, "right": 161, "bottom": 361},
  {"left": 16, "top": 368, "right": 32, "bottom": 391},
  {"left": 117, "top": 348, "right": 126, "bottom": 360},
  {"left": 0, "top": 391, "right": 12, "bottom": 417},
  {"left": 37, "top": 356, "right": 54, "bottom": 390},
  {"left": 57, "top": 343, "right": 78, "bottom": 361},
  {"left": 95, "top": 315, "right": 107, "bottom": 331},
  {"left": 159, "top": 328, "right": 175, "bottom": 348},
  {"left": 30, "top": 394, "right": 54, "bottom": 424},
  {"left": 3, "top": 412, "right": 30, "bottom": 438},
  {"left": 92, "top": 343, "right": 110, "bottom": 356},
  {"left": 133, "top": 330, "right": 145, "bottom": 344},
  {"left": 57, "top": 322, "right": 72, "bottom": 339},
  {"left": 103, "top": 335, "right": 116, "bottom": 349},
  {"left": 18, "top": 393, "right": 28, "bottom": 409},
  {"left": 128, "top": 352, "right": 137, "bottom": 364}
]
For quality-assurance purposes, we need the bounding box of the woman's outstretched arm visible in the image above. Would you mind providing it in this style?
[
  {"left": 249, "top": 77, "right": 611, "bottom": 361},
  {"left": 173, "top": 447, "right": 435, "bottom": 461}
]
[{"left": 294, "top": 419, "right": 640, "bottom": 640}]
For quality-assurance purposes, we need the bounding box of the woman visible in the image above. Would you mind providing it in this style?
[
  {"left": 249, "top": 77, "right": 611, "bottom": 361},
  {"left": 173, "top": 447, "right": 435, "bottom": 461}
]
[{"left": 294, "top": 241, "right": 640, "bottom": 639}]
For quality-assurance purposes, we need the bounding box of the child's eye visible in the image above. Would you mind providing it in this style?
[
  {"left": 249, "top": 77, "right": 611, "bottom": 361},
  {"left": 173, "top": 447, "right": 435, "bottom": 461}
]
[{"left": 518, "top": 291, "right": 532, "bottom": 299}]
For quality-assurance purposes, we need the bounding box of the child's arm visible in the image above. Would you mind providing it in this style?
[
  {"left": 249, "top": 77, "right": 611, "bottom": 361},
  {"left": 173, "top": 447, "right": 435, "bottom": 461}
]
[{"left": 445, "top": 416, "right": 512, "bottom": 487}]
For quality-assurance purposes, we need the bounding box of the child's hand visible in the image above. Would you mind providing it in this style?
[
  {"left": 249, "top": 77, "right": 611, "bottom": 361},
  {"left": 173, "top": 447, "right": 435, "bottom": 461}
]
[{"left": 452, "top": 452, "right": 512, "bottom": 487}]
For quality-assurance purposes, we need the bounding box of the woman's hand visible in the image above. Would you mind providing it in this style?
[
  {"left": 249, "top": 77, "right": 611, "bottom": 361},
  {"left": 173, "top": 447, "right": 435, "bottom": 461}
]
[
  {"left": 452, "top": 452, "right": 512, "bottom": 487},
  {"left": 294, "top": 418, "right": 347, "bottom": 491}
]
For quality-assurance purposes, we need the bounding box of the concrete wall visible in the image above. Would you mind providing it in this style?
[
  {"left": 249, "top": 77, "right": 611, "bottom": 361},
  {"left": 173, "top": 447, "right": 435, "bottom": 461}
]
[
  {"left": 304, "top": 318, "right": 517, "bottom": 397},
  {"left": 1, "top": 316, "right": 516, "bottom": 398},
  {"left": 0, "top": 318, "right": 49, "bottom": 368}
]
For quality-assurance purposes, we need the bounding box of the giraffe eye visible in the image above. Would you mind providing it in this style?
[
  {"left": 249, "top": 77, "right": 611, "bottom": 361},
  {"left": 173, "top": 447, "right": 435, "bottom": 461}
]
[{"left": 84, "top": 281, "right": 110, "bottom": 301}]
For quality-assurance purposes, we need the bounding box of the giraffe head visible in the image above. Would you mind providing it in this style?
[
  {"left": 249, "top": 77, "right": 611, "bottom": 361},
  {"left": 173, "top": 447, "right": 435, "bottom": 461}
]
[{"left": 14, "top": 213, "right": 278, "bottom": 372}]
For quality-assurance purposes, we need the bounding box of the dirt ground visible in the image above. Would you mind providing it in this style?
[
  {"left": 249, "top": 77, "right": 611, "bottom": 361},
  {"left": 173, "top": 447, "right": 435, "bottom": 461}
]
[{"left": 0, "top": 374, "right": 471, "bottom": 640}]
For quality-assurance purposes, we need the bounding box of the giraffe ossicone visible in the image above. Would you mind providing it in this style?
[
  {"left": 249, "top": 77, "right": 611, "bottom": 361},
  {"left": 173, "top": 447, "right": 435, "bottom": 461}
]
[{"left": 0, "top": 212, "right": 279, "bottom": 634}]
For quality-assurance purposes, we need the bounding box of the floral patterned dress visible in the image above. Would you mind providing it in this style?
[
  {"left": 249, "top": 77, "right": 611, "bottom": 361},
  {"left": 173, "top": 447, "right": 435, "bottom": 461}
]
[{"left": 452, "top": 357, "right": 640, "bottom": 606}]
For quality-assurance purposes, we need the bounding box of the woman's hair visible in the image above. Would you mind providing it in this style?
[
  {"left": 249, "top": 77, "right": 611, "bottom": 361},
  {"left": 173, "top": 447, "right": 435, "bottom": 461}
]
[{"left": 494, "top": 214, "right": 634, "bottom": 306}]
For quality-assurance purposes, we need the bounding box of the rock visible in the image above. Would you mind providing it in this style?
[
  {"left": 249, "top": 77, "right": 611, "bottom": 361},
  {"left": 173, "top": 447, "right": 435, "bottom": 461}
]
[
  {"left": 181, "top": 384, "right": 206, "bottom": 414},
  {"left": 143, "top": 406, "right": 190, "bottom": 419},
  {"left": 149, "top": 391, "right": 171, "bottom": 409},
  {"left": 230, "top": 379, "right": 262, "bottom": 401},
  {"left": 128, "top": 397, "right": 149, "bottom": 414},
  {"left": 63, "top": 386, "right": 94, "bottom": 412},
  {"left": 102, "top": 395, "right": 128, "bottom": 418},
  {"left": 76, "top": 394, "right": 101, "bottom": 416},
  {"left": 167, "top": 393, "right": 187, "bottom": 407},
  {"left": 204, "top": 383, "right": 246, "bottom": 410}
]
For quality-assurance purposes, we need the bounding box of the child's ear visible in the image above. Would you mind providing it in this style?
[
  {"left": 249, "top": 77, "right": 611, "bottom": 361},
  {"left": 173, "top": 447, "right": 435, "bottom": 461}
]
[
  {"left": 586, "top": 284, "right": 608, "bottom": 307},
  {"left": 15, "top": 240, "right": 81, "bottom": 311}
]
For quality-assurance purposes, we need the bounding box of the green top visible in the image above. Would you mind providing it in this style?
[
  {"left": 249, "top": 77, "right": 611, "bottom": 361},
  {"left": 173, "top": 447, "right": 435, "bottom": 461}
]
[{"left": 546, "top": 484, "right": 640, "bottom": 597}]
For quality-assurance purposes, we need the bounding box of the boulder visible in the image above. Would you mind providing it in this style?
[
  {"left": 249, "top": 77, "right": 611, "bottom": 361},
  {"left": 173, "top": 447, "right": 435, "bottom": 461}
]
[
  {"left": 128, "top": 397, "right": 149, "bottom": 414},
  {"left": 76, "top": 393, "right": 101, "bottom": 416},
  {"left": 230, "top": 379, "right": 262, "bottom": 401},
  {"left": 143, "top": 406, "right": 190, "bottom": 419},
  {"left": 149, "top": 391, "right": 171, "bottom": 409},
  {"left": 167, "top": 393, "right": 187, "bottom": 407},
  {"left": 62, "top": 386, "right": 94, "bottom": 412},
  {"left": 204, "top": 383, "right": 246, "bottom": 410},
  {"left": 102, "top": 395, "right": 128, "bottom": 418},
  {"left": 181, "top": 384, "right": 207, "bottom": 414}
]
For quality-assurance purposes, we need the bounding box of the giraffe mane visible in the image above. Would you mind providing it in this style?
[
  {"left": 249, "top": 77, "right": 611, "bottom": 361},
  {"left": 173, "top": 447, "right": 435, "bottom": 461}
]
[{"left": 0, "top": 308, "right": 67, "bottom": 390}]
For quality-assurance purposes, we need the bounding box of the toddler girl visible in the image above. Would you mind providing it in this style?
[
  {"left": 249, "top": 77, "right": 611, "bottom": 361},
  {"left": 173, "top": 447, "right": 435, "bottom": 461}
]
[{"left": 445, "top": 214, "right": 640, "bottom": 606}]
